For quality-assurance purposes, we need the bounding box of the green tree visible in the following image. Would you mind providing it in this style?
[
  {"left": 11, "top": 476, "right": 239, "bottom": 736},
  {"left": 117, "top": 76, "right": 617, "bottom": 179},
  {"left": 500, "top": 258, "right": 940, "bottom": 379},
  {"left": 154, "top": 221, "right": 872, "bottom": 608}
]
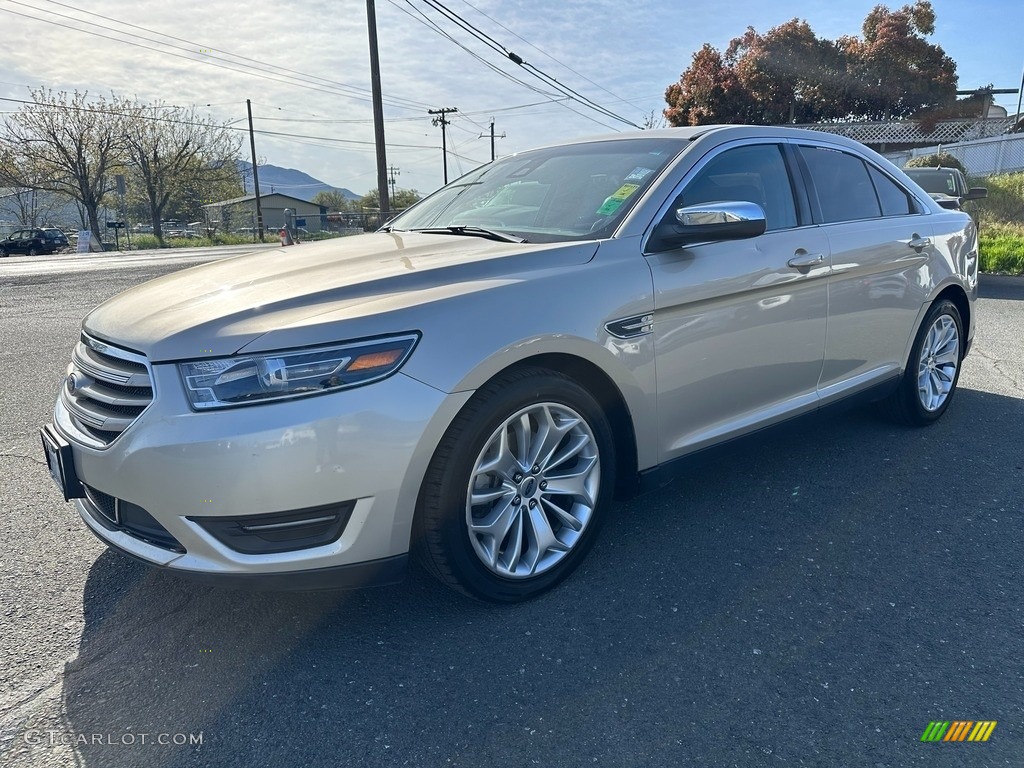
[
  {"left": 122, "top": 102, "right": 242, "bottom": 244},
  {"left": 311, "top": 189, "right": 356, "bottom": 212},
  {"left": 358, "top": 187, "right": 422, "bottom": 211},
  {"left": 2, "top": 89, "right": 128, "bottom": 244},
  {"left": 664, "top": 1, "right": 957, "bottom": 126}
]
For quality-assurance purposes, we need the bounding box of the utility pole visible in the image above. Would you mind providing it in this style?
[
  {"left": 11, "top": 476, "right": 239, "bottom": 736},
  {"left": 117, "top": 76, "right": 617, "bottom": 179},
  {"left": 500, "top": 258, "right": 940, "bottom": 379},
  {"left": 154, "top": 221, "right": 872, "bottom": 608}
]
[
  {"left": 387, "top": 165, "right": 400, "bottom": 202},
  {"left": 428, "top": 107, "right": 458, "bottom": 184},
  {"left": 366, "top": 0, "right": 390, "bottom": 217},
  {"left": 956, "top": 86, "right": 1019, "bottom": 137},
  {"left": 246, "top": 99, "right": 265, "bottom": 242},
  {"left": 1017, "top": 61, "right": 1024, "bottom": 125},
  {"left": 483, "top": 118, "right": 505, "bottom": 162}
]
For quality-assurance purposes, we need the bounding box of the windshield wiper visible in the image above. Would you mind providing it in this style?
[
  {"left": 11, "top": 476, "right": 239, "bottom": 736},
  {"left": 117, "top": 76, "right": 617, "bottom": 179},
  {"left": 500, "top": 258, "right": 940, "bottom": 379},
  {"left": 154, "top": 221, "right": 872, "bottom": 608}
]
[{"left": 406, "top": 226, "right": 527, "bottom": 243}]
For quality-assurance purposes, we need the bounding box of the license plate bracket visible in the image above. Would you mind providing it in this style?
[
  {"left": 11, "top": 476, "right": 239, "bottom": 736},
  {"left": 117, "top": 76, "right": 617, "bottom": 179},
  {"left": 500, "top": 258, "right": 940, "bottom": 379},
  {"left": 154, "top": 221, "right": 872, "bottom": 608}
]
[{"left": 40, "top": 425, "right": 85, "bottom": 501}]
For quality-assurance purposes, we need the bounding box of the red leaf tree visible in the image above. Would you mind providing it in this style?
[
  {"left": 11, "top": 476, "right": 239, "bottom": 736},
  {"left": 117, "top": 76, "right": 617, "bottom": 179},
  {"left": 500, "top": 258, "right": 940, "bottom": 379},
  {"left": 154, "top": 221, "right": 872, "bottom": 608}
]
[{"left": 664, "top": 1, "right": 957, "bottom": 126}]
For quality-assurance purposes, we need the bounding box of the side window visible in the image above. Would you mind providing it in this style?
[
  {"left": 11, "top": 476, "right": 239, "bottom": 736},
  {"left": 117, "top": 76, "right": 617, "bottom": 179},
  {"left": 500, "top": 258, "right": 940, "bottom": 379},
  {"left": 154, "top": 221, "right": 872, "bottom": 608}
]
[
  {"left": 680, "top": 144, "right": 797, "bottom": 231},
  {"left": 868, "top": 166, "right": 914, "bottom": 216},
  {"left": 800, "top": 146, "right": 881, "bottom": 223}
]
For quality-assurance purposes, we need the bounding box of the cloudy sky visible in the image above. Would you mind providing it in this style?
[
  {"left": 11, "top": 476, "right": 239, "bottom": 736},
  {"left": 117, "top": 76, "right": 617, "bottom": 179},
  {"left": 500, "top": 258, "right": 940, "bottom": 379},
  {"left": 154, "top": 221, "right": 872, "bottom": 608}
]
[{"left": 2, "top": 0, "right": 1022, "bottom": 198}]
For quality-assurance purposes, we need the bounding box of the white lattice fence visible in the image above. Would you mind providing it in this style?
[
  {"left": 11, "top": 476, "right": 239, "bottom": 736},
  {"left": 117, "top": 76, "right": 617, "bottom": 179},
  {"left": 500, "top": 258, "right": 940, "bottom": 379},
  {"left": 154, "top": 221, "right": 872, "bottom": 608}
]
[{"left": 799, "top": 118, "right": 1017, "bottom": 146}]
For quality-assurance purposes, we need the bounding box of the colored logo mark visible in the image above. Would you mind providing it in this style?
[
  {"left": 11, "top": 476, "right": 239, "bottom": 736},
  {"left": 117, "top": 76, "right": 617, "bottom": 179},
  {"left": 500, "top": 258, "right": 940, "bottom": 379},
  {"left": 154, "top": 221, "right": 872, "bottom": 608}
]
[{"left": 921, "top": 721, "right": 997, "bottom": 742}]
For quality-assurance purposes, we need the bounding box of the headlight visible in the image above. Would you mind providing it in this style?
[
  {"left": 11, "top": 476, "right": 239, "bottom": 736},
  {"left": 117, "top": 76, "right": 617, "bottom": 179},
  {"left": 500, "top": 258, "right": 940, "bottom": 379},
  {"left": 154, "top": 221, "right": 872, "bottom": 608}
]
[{"left": 178, "top": 333, "right": 419, "bottom": 410}]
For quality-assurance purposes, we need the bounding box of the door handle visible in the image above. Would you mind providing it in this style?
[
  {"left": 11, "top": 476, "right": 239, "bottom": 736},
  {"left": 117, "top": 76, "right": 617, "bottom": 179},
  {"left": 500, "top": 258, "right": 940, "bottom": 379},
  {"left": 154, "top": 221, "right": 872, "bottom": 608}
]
[
  {"left": 787, "top": 253, "right": 825, "bottom": 269},
  {"left": 908, "top": 235, "right": 932, "bottom": 250}
]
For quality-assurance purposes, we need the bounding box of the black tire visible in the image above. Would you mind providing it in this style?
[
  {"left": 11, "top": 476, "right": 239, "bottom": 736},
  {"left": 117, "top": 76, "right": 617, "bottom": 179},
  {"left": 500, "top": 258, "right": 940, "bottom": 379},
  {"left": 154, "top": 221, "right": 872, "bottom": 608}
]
[
  {"left": 415, "top": 367, "right": 616, "bottom": 603},
  {"left": 881, "top": 299, "right": 963, "bottom": 426},
  {"left": 28, "top": 247, "right": 39, "bottom": 256}
]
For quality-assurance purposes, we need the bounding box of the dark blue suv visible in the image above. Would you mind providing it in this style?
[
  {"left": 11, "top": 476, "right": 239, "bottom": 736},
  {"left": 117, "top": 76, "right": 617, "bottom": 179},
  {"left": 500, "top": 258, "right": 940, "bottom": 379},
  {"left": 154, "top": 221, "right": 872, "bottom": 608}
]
[{"left": 0, "top": 228, "right": 69, "bottom": 256}]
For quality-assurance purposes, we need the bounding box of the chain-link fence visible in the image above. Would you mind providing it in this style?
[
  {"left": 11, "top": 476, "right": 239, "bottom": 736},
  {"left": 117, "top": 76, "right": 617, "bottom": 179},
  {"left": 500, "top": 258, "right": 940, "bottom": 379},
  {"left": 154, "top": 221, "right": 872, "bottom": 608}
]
[{"left": 884, "top": 134, "right": 1024, "bottom": 178}]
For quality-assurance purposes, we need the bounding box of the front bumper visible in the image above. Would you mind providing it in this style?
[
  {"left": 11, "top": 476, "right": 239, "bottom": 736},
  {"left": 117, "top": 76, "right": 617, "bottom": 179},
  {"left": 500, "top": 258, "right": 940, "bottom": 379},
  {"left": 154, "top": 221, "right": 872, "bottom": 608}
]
[{"left": 53, "top": 363, "right": 470, "bottom": 586}]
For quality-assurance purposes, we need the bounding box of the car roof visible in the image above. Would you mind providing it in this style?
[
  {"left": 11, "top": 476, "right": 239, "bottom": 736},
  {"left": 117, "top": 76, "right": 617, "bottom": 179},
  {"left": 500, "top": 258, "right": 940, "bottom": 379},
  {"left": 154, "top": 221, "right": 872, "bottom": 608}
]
[{"left": 524, "top": 124, "right": 882, "bottom": 157}]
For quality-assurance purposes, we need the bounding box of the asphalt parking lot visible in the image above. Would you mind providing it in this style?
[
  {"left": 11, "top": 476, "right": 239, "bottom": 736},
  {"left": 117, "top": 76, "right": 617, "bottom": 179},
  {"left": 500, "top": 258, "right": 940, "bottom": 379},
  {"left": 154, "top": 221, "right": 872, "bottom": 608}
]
[{"left": 1, "top": 253, "right": 1021, "bottom": 767}]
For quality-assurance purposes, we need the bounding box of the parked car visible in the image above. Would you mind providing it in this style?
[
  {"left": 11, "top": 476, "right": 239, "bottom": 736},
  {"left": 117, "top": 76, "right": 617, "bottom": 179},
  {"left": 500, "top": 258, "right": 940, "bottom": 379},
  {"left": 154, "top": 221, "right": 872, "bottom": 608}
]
[
  {"left": 42, "top": 125, "right": 978, "bottom": 602},
  {"left": 0, "top": 227, "right": 69, "bottom": 256},
  {"left": 903, "top": 166, "right": 987, "bottom": 210}
]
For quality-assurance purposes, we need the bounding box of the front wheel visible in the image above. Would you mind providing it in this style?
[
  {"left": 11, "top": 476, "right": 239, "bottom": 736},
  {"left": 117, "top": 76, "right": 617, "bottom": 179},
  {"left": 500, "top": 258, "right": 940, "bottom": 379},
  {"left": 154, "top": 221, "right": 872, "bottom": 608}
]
[
  {"left": 881, "top": 299, "right": 963, "bottom": 425},
  {"left": 415, "top": 368, "right": 616, "bottom": 602}
]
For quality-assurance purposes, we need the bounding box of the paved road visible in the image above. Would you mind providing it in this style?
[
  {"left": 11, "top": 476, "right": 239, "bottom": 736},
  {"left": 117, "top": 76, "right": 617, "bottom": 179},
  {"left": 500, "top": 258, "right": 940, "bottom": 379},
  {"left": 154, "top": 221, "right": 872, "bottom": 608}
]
[
  {"left": 1, "top": 253, "right": 1022, "bottom": 767},
  {"left": 0, "top": 243, "right": 280, "bottom": 276}
]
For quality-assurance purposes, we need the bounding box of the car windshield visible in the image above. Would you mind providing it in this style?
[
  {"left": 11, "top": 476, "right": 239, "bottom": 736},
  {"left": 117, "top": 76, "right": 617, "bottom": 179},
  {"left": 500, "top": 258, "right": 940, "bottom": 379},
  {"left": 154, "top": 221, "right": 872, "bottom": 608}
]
[{"left": 387, "top": 138, "right": 684, "bottom": 243}]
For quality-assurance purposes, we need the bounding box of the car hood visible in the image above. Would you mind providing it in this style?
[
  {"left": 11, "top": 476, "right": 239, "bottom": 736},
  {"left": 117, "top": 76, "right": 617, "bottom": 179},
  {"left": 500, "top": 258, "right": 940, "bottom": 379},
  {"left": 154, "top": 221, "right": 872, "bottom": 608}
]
[{"left": 83, "top": 232, "right": 598, "bottom": 361}]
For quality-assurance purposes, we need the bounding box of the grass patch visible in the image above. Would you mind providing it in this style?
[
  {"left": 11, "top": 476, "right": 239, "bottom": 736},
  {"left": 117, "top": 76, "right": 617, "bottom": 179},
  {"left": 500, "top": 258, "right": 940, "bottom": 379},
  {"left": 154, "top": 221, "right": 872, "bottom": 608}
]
[
  {"left": 124, "top": 231, "right": 352, "bottom": 250},
  {"left": 127, "top": 233, "right": 266, "bottom": 250},
  {"left": 970, "top": 172, "right": 1024, "bottom": 227},
  {"left": 979, "top": 222, "right": 1024, "bottom": 274}
]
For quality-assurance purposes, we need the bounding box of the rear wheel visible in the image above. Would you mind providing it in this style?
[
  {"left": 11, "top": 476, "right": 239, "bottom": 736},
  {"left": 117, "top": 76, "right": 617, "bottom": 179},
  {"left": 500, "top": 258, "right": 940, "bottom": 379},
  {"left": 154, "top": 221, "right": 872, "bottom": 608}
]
[
  {"left": 881, "top": 299, "right": 963, "bottom": 425},
  {"left": 415, "top": 368, "right": 615, "bottom": 602}
]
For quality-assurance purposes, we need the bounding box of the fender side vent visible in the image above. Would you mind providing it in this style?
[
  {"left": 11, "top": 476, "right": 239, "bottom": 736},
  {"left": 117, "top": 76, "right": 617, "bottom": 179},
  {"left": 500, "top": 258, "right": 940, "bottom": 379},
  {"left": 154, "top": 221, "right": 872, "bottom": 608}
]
[{"left": 605, "top": 314, "right": 653, "bottom": 339}]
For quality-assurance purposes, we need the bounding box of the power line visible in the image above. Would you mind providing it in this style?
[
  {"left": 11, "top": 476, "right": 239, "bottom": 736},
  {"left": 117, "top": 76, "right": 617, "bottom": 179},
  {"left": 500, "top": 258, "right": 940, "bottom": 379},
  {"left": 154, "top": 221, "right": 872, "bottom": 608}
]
[
  {"left": 31, "top": 0, "right": 433, "bottom": 110},
  {"left": 0, "top": 96, "right": 441, "bottom": 151},
  {"left": 456, "top": 0, "right": 642, "bottom": 115},
  {"left": 419, "top": 0, "right": 642, "bottom": 128},
  {"left": 251, "top": 97, "right": 570, "bottom": 124},
  {"left": 389, "top": 0, "right": 563, "bottom": 103},
  {"left": 388, "top": 0, "right": 620, "bottom": 131},
  {"left": 2, "top": 0, "right": 428, "bottom": 112}
]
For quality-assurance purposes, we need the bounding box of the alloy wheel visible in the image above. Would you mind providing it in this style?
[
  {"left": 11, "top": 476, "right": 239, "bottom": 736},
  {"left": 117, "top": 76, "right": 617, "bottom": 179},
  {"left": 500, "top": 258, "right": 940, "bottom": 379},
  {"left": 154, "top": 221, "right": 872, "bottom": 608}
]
[
  {"left": 465, "top": 402, "right": 600, "bottom": 579},
  {"left": 917, "top": 313, "right": 959, "bottom": 412}
]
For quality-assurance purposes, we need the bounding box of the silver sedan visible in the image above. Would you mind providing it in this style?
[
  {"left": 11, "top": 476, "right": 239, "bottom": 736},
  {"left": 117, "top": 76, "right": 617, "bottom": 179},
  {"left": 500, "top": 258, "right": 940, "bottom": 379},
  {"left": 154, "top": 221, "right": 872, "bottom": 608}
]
[{"left": 42, "top": 125, "right": 977, "bottom": 602}]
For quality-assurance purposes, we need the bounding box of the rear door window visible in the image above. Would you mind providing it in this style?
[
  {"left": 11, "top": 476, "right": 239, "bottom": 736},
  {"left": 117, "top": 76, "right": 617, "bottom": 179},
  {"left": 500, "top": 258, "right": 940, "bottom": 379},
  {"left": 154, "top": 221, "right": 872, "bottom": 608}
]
[
  {"left": 868, "top": 167, "right": 915, "bottom": 216},
  {"left": 799, "top": 146, "right": 882, "bottom": 223}
]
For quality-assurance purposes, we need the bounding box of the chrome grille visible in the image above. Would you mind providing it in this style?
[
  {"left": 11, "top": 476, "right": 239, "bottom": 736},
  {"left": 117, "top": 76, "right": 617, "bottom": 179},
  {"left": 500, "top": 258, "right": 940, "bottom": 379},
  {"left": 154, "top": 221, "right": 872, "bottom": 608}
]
[{"left": 61, "top": 333, "right": 154, "bottom": 447}]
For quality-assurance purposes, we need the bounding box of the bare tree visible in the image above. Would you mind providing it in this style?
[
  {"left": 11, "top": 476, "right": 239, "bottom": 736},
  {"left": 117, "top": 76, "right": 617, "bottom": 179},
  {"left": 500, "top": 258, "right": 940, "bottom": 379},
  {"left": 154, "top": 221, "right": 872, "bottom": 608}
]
[
  {"left": 2, "top": 89, "right": 127, "bottom": 245},
  {"left": 122, "top": 102, "right": 243, "bottom": 244}
]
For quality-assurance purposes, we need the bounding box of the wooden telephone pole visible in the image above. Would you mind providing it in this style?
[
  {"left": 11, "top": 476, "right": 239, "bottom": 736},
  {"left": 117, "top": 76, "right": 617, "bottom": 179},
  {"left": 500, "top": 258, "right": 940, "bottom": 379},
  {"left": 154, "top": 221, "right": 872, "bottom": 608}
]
[{"left": 428, "top": 107, "right": 458, "bottom": 184}]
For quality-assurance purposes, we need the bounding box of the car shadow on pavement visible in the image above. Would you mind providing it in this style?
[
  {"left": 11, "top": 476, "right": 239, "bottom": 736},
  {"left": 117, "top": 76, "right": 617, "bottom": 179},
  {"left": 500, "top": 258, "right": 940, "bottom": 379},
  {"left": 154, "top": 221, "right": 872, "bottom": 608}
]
[
  {"left": 979, "top": 273, "right": 1024, "bottom": 301},
  {"left": 41, "top": 388, "right": 1024, "bottom": 767}
]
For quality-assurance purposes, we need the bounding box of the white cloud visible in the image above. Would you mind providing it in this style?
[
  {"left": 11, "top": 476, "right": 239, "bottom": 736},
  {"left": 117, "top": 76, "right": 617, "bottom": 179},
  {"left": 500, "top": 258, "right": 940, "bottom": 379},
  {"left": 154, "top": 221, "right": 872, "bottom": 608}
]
[{"left": 1, "top": 0, "right": 1020, "bottom": 196}]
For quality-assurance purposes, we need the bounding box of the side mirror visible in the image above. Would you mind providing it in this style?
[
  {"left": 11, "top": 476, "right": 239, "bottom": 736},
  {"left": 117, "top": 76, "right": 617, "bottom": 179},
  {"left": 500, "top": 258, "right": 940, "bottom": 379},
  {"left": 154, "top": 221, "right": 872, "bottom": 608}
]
[
  {"left": 649, "top": 200, "right": 767, "bottom": 252},
  {"left": 962, "top": 187, "right": 987, "bottom": 201}
]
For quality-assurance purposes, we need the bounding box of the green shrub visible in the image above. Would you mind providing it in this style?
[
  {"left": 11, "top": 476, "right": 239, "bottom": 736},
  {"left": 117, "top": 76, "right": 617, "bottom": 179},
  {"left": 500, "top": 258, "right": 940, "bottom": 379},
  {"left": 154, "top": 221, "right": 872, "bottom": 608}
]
[
  {"left": 906, "top": 153, "right": 967, "bottom": 174},
  {"left": 979, "top": 222, "right": 1024, "bottom": 274}
]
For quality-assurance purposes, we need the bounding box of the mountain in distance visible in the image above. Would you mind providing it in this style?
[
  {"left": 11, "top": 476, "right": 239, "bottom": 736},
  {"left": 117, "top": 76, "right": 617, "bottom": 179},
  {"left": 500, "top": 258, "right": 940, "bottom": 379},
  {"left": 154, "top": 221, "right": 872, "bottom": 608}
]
[{"left": 237, "top": 160, "right": 360, "bottom": 202}]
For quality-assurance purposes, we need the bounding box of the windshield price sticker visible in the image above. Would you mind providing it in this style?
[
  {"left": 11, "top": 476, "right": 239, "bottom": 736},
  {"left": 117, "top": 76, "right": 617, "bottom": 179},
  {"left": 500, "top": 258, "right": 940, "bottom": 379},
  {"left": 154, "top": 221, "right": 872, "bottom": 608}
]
[{"left": 596, "top": 183, "right": 641, "bottom": 215}]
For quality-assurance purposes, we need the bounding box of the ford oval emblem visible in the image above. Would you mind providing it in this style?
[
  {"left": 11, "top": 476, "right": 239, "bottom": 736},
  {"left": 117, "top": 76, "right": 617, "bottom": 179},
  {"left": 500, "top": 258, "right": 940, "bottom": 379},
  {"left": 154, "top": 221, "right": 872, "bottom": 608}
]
[{"left": 66, "top": 373, "right": 80, "bottom": 395}]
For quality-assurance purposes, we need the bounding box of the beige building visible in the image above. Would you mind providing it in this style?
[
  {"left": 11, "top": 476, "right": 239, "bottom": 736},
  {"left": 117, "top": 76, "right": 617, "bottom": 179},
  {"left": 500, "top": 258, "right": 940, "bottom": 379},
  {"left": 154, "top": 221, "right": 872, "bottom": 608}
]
[{"left": 203, "top": 193, "right": 328, "bottom": 234}]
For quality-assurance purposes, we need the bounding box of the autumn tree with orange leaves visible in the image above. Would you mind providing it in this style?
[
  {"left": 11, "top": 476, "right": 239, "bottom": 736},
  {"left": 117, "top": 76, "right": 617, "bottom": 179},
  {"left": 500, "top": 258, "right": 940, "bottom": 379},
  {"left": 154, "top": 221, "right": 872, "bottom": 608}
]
[{"left": 664, "top": 1, "right": 958, "bottom": 126}]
